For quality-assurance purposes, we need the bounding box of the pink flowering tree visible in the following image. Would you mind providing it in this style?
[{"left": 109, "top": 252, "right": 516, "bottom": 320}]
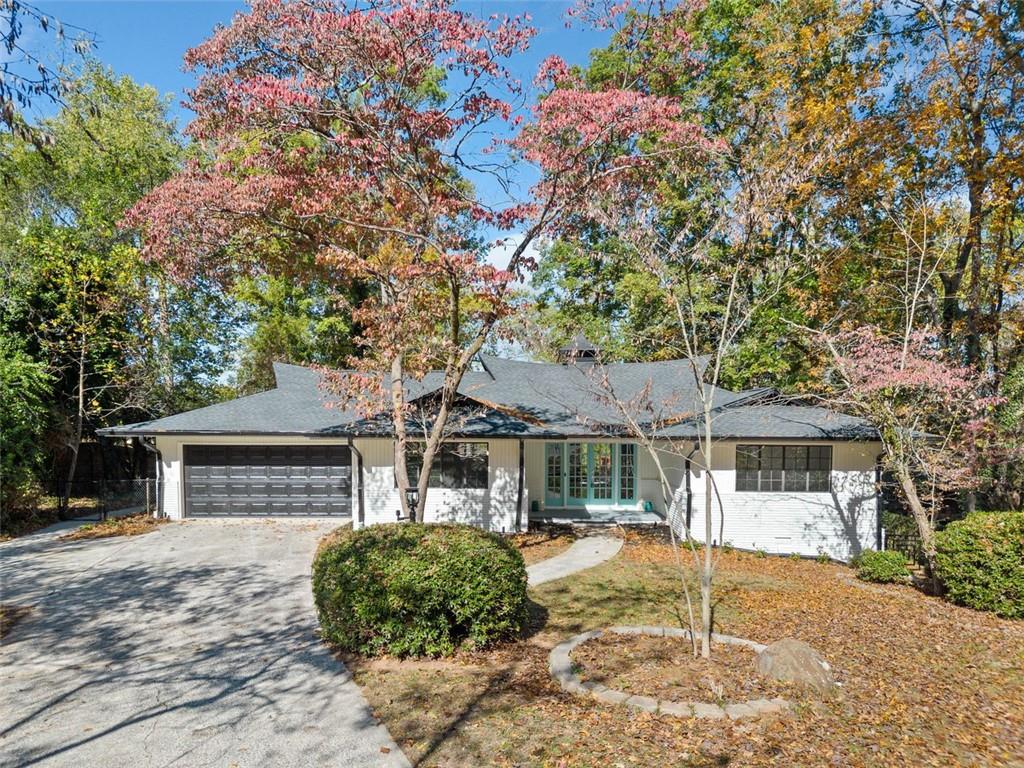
[
  {"left": 824, "top": 326, "right": 995, "bottom": 576},
  {"left": 125, "top": 0, "right": 707, "bottom": 521}
]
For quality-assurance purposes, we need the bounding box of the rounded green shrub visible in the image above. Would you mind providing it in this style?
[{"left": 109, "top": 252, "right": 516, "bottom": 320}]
[
  {"left": 935, "top": 512, "right": 1024, "bottom": 619},
  {"left": 312, "top": 523, "right": 528, "bottom": 657},
  {"left": 856, "top": 549, "right": 910, "bottom": 583}
]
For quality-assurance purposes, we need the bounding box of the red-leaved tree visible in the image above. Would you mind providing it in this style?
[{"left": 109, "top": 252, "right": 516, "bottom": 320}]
[
  {"left": 825, "top": 326, "right": 997, "bottom": 577},
  {"left": 125, "top": 0, "right": 709, "bottom": 520}
]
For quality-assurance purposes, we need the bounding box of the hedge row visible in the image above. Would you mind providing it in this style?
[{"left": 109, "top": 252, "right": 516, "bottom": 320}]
[{"left": 935, "top": 512, "right": 1023, "bottom": 620}]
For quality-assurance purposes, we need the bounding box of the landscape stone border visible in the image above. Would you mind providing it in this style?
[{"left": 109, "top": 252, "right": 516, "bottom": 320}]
[{"left": 549, "top": 625, "right": 791, "bottom": 720}]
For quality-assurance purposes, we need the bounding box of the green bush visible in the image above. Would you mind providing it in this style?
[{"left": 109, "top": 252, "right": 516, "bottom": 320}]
[
  {"left": 312, "top": 523, "right": 528, "bottom": 657},
  {"left": 935, "top": 512, "right": 1024, "bottom": 619},
  {"left": 856, "top": 550, "right": 910, "bottom": 583}
]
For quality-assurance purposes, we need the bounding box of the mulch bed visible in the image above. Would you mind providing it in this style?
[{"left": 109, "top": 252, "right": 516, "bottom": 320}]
[{"left": 572, "top": 634, "right": 797, "bottom": 704}]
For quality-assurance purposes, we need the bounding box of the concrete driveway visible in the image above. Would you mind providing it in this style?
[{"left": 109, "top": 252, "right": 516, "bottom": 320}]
[{"left": 0, "top": 519, "right": 408, "bottom": 768}]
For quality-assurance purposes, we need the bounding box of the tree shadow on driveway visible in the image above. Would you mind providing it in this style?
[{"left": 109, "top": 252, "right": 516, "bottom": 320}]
[{"left": 0, "top": 523, "right": 405, "bottom": 768}]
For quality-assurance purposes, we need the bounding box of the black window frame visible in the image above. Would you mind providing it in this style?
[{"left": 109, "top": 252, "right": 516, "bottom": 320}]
[
  {"left": 736, "top": 444, "right": 832, "bottom": 493},
  {"left": 403, "top": 442, "right": 489, "bottom": 490}
]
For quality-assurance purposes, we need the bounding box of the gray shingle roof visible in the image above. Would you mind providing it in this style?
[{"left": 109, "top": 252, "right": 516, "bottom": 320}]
[
  {"left": 99, "top": 359, "right": 878, "bottom": 441},
  {"left": 660, "top": 404, "right": 878, "bottom": 441}
]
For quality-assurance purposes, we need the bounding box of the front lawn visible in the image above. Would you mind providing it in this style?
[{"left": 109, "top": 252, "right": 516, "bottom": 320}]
[{"left": 349, "top": 531, "right": 1024, "bottom": 767}]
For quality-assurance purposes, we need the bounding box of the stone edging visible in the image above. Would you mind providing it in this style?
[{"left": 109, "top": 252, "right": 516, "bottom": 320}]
[{"left": 549, "top": 626, "right": 790, "bottom": 720}]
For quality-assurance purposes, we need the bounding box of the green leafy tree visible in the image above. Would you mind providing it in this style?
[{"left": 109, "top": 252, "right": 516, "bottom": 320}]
[
  {"left": 0, "top": 336, "right": 51, "bottom": 516},
  {"left": 234, "top": 275, "right": 358, "bottom": 394},
  {"left": 0, "top": 63, "right": 238, "bottom": 493}
]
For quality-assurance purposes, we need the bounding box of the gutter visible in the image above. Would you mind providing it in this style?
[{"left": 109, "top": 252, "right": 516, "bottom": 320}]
[
  {"left": 515, "top": 439, "right": 525, "bottom": 532},
  {"left": 875, "top": 452, "right": 885, "bottom": 550},
  {"left": 140, "top": 437, "right": 163, "bottom": 519},
  {"left": 348, "top": 438, "right": 366, "bottom": 527},
  {"left": 685, "top": 443, "right": 698, "bottom": 534}
]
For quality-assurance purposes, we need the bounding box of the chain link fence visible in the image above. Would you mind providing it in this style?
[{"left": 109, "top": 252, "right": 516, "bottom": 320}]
[{"left": 53, "top": 479, "right": 160, "bottom": 521}]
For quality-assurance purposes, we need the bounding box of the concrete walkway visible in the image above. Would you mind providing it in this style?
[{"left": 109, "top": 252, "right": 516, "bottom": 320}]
[
  {"left": 0, "top": 519, "right": 408, "bottom": 768},
  {"left": 527, "top": 535, "right": 623, "bottom": 586}
]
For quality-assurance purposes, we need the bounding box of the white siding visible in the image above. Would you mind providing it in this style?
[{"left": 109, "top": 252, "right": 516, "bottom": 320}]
[
  {"left": 685, "top": 440, "right": 880, "bottom": 561},
  {"left": 354, "top": 438, "right": 525, "bottom": 533},
  {"left": 153, "top": 434, "right": 355, "bottom": 521}
]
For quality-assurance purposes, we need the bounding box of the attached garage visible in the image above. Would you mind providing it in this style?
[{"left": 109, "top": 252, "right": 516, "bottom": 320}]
[{"left": 183, "top": 444, "right": 351, "bottom": 517}]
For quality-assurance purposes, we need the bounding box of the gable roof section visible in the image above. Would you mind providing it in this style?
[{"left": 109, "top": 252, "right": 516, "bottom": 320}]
[
  {"left": 98, "top": 363, "right": 362, "bottom": 436},
  {"left": 100, "top": 359, "right": 878, "bottom": 441}
]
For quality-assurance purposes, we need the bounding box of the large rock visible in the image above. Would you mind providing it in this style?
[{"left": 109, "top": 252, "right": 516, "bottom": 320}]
[{"left": 756, "top": 638, "right": 836, "bottom": 695}]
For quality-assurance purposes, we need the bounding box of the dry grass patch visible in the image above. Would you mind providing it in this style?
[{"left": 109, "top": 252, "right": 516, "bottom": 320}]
[
  {"left": 349, "top": 532, "right": 1024, "bottom": 767},
  {"left": 60, "top": 513, "right": 168, "bottom": 541},
  {"left": 0, "top": 605, "right": 32, "bottom": 639}
]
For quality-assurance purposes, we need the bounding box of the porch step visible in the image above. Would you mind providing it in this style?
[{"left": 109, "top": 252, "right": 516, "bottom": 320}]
[{"left": 529, "top": 509, "right": 665, "bottom": 526}]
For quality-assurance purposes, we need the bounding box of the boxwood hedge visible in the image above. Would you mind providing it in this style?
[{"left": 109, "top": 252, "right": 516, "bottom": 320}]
[
  {"left": 935, "top": 512, "right": 1023, "bottom": 619},
  {"left": 856, "top": 549, "right": 910, "bottom": 583},
  {"left": 312, "top": 523, "right": 528, "bottom": 656}
]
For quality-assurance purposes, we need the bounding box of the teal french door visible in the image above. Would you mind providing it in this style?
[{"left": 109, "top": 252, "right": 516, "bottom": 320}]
[{"left": 546, "top": 442, "right": 636, "bottom": 507}]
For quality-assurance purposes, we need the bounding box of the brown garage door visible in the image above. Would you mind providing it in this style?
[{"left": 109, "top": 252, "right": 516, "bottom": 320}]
[{"left": 183, "top": 444, "right": 351, "bottom": 517}]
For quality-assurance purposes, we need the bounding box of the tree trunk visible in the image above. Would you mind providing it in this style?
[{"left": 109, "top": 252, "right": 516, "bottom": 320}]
[
  {"left": 64, "top": 338, "right": 87, "bottom": 508},
  {"left": 894, "top": 462, "right": 938, "bottom": 580},
  {"left": 700, "top": 407, "right": 714, "bottom": 659},
  {"left": 390, "top": 354, "right": 412, "bottom": 521}
]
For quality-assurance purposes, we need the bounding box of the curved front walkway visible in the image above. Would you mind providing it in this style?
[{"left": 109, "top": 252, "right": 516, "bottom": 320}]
[{"left": 527, "top": 534, "right": 623, "bottom": 586}]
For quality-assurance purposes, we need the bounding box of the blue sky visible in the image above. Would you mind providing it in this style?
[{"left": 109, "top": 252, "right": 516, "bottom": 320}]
[{"left": 31, "top": 1, "right": 611, "bottom": 259}]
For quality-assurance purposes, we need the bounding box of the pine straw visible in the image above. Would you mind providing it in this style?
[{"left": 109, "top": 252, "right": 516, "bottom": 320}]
[
  {"left": 348, "top": 532, "right": 1024, "bottom": 767},
  {"left": 60, "top": 513, "right": 168, "bottom": 541}
]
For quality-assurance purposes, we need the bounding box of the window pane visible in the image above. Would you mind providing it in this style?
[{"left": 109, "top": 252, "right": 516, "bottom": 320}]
[
  {"left": 784, "top": 469, "right": 809, "bottom": 492},
  {"left": 568, "top": 444, "right": 587, "bottom": 498},
  {"left": 809, "top": 470, "right": 830, "bottom": 492},
  {"left": 403, "top": 443, "right": 488, "bottom": 489},
  {"left": 619, "top": 444, "right": 636, "bottom": 500},
  {"left": 809, "top": 446, "right": 832, "bottom": 470},
  {"left": 760, "top": 469, "right": 783, "bottom": 491},
  {"left": 736, "top": 445, "right": 759, "bottom": 470},
  {"left": 592, "top": 444, "right": 613, "bottom": 500},
  {"left": 761, "top": 446, "right": 784, "bottom": 470},
  {"left": 736, "top": 470, "right": 759, "bottom": 491},
  {"left": 448, "top": 442, "right": 488, "bottom": 489},
  {"left": 784, "top": 446, "right": 808, "bottom": 470},
  {"left": 546, "top": 445, "right": 562, "bottom": 496}
]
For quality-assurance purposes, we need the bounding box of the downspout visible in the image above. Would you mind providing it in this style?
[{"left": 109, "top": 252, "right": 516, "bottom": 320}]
[
  {"left": 348, "top": 437, "right": 366, "bottom": 528},
  {"left": 685, "top": 443, "right": 698, "bottom": 534},
  {"left": 140, "top": 436, "right": 162, "bottom": 519},
  {"left": 875, "top": 452, "right": 885, "bottom": 551},
  {"left": 515, "top": 439, "right": 525, "bottom": 532}
]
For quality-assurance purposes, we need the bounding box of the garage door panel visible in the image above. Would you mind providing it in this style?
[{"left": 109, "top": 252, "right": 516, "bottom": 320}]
[{"left": 184, "top": 444, "right": 351, "bottom": 517}]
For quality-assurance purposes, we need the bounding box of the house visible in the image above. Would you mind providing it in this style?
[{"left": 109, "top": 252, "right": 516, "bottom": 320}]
[{"left": 99, "top": 336, "right": 884, "bottom": 561}]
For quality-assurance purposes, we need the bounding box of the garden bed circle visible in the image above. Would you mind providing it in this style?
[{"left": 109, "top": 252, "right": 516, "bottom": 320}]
[{"left": 549, "top": 626, "right": 791, "bottom": 720}]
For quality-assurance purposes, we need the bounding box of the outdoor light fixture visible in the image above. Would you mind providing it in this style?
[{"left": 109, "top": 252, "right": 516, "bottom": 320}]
[{"left": 404, "top": 487, "right": 420, "bottom": 517}]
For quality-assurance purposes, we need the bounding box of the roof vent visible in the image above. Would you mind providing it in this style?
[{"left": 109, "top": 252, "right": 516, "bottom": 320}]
[{"left": 557, "top": 332, "right": 601, "bottom": 364}]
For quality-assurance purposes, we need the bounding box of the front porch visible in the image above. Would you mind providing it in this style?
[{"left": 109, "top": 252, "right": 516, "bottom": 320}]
[{"left": 528, "top": 506, "right": 665, "bottom": 526}]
